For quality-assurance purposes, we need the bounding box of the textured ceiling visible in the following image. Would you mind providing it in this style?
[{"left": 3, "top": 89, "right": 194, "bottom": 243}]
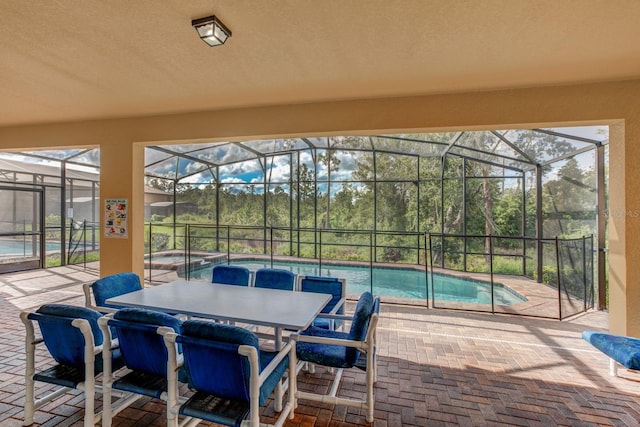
[{"left": 1, "top": 0, "right": 640, "bottom": 127}]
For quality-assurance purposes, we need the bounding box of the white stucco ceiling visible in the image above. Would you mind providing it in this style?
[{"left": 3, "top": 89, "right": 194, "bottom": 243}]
[{"left": 1, "top": 0, "right": 639, "bottom": 126}]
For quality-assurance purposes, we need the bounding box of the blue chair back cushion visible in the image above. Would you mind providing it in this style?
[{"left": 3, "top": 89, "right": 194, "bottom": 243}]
[
  {"left": 254, "top": 268, "right": 295, "bottom": 290},
  {"left": 348, "top": 291, "right": 374, "bottom": 341},
  {"left": 112, "top": 308, "right": 182, "bottom": 376},
  {"left": 212, "top": 265, "right": 251, "bottom": 286},
  {"left": 32, "top": 304, "right": 103, "bottom": 367},
  {"left": 180, "top": 321, "right": 258, "bottom": 402},
  {"left": 91, "top": 272, "right": 142, "bottom": 309},
  {"left": 179, "top": 320, "right": 288, "bottom": 406},
  {"left": 300, "top": 276, "right": 344, "bottom": 315}
]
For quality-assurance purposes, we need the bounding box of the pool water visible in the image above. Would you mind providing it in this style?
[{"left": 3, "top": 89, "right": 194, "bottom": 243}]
[
  {"left": 0, "top": 239, "right": 62, "bottom": 255},
  {"left": 187, "top": 259, "right": 527, "bottom": 306}
]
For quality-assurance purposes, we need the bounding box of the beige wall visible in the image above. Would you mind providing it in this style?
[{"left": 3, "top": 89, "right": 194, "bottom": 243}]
[{"left": 1, "top": 79, "right": 638, "bottom": 335}]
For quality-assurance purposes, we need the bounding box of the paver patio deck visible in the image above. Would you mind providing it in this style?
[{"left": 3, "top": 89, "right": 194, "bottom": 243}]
[{"left": 0, "top": 264, "right": 638, "bottom": 426}]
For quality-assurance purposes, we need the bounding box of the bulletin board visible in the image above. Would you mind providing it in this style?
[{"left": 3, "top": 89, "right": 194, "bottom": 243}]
[{"left": 104, "top": 199, "right": 128, "bottom": 238}]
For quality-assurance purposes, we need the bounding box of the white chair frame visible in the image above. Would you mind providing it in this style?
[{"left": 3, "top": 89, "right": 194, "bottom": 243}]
[
  {"left": 83, "top": 282, "right": 117, "bottom": 314},
  {"left": 290, "top": 308, "right": 379, "bottom": 422}
]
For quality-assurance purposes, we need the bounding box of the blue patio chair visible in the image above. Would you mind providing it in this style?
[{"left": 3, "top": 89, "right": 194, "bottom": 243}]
[
  {"left": 21, "top": 304, "right": 125, "bottom": 427},
  {"left": 254, "top": 268, "right": 296, "bottom": 291},
  {"left": 98, "top": 308, "right": 184, "bottom": 426},
  {"left": 211, "top": 265, "right": 252, "bottom": 286},
  {"left": 291, "top": 291, "right": 380, "bottom": 422},
  {"left": 298, "top": 275, "right": 347, "bottom": 330},
  {"left": 163, "top": 320, "right": 296, "bottom": 427},
  {"left": 83, "top": 272, "right": 143, "bottom": 313}
]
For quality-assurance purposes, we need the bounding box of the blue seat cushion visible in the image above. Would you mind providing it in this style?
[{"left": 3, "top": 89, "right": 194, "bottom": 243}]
[
  {"left": 297, "top": 327, "right": 357, "bottom": 368},
  {"left": 582, "top": 330, "right": 640, "bottom": 370}
]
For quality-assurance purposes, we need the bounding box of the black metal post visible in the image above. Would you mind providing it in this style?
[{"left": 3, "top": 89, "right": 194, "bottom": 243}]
[{"left": 556, "top": 237, "right": 562, "bottom": 320}]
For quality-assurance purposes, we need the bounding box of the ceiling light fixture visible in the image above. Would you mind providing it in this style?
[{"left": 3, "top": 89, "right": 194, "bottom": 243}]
[{"left": 191, "top": 15, "right": 232, "bottom": 47}]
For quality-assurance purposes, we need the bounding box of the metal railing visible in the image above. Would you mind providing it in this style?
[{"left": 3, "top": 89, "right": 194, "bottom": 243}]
[{"left": 144, "top": 222, "right": 594, "bottom": 320}]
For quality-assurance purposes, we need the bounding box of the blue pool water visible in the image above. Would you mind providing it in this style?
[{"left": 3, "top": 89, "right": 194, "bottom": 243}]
[
  {"left": 0, "top": 239, "right": 62, "bottom": 255},
  {"left": 186, "top": 259, "right": 527, "bottom": 306}
]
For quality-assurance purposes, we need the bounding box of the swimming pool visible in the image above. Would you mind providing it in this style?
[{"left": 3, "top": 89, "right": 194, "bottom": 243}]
[
  {"left": 185, "top": 259, "right": 527, "bottom": 306},
  {"left": 0, "top": 239, "right": 61, "bottom": 256}
]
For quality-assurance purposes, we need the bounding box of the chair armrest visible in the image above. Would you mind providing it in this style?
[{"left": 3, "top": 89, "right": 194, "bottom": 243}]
[
  {"left": 314, "top": 313, "right": 352, "bottom": 321},
  {"left": 250, "top": 341, "right": 293, "bottom": 384},
  {"left": 83, "top": 283, "right": 119, "bottom": 313},
  {"left": 158, "top": 328, "right": 183, "bottom": 369},
  {"left": 290, "top": 333, "right": 369, "bottom": 351},
  {"left": 327, "top": 298, "right": 347, "bottom": 315}
]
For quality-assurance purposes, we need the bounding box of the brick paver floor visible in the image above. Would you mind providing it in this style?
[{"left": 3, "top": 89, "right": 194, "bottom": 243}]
[{"left": 0, "top": 265, "right": 638, "bottom": 426}]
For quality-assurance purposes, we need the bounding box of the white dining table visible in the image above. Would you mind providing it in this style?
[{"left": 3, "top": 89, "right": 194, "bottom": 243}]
[{"left": 106, "top": 279, "right": 331, "bottom": 347}]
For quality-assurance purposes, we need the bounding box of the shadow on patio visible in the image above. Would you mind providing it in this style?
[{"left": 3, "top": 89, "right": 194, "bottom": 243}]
[{"left": 0, "top": 265, "right": 637, "bottom": 426}]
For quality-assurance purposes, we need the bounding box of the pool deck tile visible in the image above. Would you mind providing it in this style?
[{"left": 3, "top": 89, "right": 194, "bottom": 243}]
[{"left": 1, "top": 264, "right": 638, "bottom": 426}]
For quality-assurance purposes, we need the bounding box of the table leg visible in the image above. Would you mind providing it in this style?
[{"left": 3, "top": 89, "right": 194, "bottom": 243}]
[{"left": 275, "top": 326, "right": 283, "bottom": 412}]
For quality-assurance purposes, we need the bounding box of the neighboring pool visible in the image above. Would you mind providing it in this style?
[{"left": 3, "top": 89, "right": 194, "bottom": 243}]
[
  {"left": 185, "top": 259, "right": 527, "bottom": 306},
  {"left": 0, "top": 239, "right": 62, "bottom": 255}
]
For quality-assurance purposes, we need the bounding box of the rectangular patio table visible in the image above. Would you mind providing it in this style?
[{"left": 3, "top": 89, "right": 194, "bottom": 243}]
[{"left": 106, "top": 279, "right": 331, "bottom": 348}]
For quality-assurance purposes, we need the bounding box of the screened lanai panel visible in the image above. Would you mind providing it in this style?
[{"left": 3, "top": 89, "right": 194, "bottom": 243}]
[
  {"left": 375, "top": 152, "right": 418, "bottom": 181},
  {"left": 67, "top": 149, "right": 100, "bottom": 167},
  {"left": 266, "top": 184, "right": 291, "bottom": 227},
  {"left": 146, "top": 148, "right": 174, "bottom": 165},
  {"left": 464, "top": 159, "right": 523, "bottom": 178},
  {"left": 176, "top": 158, "right": 210, "bottom": 180},
  {"left": 541, "top": 151, "right": 597, "bottom": 238},
  {"left": 452, "top": 132, "right": 531, "bottom": 168},
  {"left": 331, "top": 151, "right": 365, "bottom": 181},
  {"left": 329, "top": 136, "right": 371, "bottom": 150},
  {"left": 242, "top": 139, "right": 308, "bottom": 155},
  {"left": 315, "top": 149, "right": 357, "bottom": 182},
  {"left": 164, "top": 143, "right": 217, "bottom": 154},
  {"left": 303, "top": 137, "right": 329, "bottom": 149},
  {"left": 506, "top": 130, "right": 591, "bottom": 164},
  {"left": 219, "top": 159, "right": 263, "bottom": 183},
  {"left": 265, "top": 155, "right": 292, "bottom": 184},
  {"left": 443, "top": 156, "right": 463, "bottom": 178},
  {"left": 146, "top": 157, "right": 178, "bottom": 179},
  {"left": 419, "top": 157, "right": 443, "bottom": 179},
  {"left": 541, "top": 126, "right": 607, "bottom": 143},
  {"left": 376, "top": 182, "right": 417, "bottom": 232},
  {"left": 20, "top": 149, "right": 84, "bottom": 160},
  {"left": 188, "top": 143, "right": 258, "bottom": 165},
  {"left": 178, "top": 168, "right": 214, "bottom": 184},
  {"left": 373, "top": 135, "right": 447, "bottom": 158}
]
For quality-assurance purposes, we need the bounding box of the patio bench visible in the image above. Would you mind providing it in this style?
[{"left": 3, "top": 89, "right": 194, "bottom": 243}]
[{"left": 582, "top": 330, "right": 640, "bottom": 376}]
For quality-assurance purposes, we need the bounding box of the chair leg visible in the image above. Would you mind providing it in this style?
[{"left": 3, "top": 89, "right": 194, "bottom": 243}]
[
  {"left": 23, "top": 322, "right": 35, "bottom": 426},
  {"left": 609, "top": 358, "right": 618, "bottom": 376}
]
